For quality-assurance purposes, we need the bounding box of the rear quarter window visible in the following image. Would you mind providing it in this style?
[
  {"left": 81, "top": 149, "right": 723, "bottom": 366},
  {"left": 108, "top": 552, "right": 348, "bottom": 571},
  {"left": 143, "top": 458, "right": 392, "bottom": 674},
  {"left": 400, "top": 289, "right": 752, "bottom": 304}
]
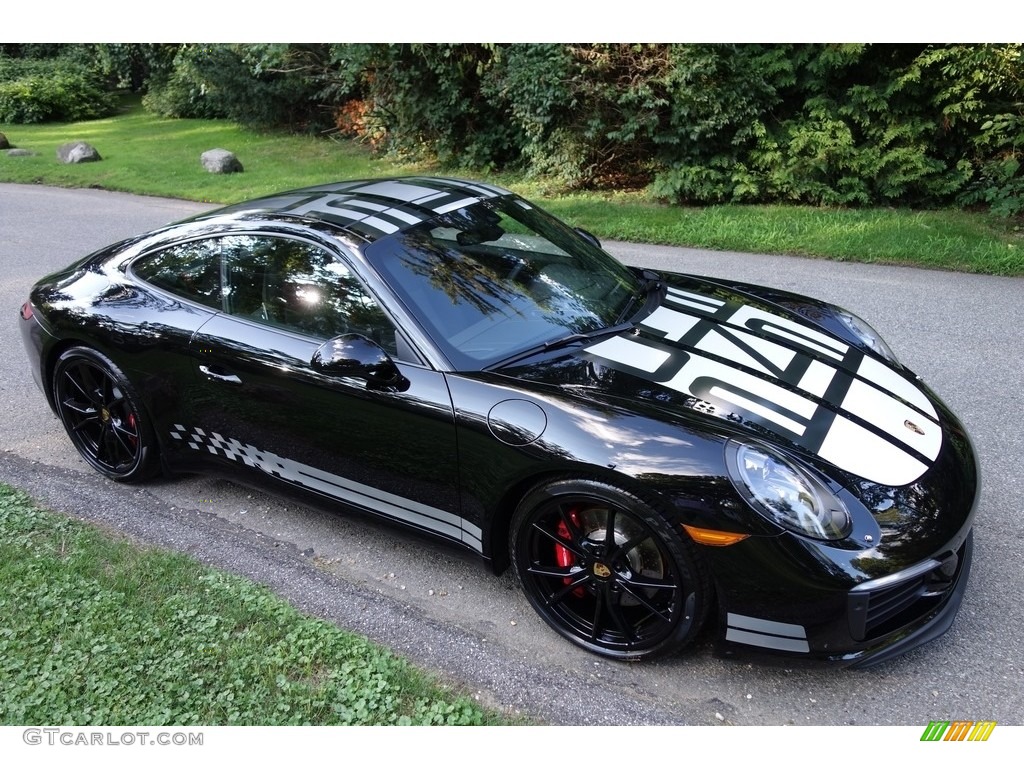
[{"left": 131, "top": 239, "right": 223, "bottom": 310}]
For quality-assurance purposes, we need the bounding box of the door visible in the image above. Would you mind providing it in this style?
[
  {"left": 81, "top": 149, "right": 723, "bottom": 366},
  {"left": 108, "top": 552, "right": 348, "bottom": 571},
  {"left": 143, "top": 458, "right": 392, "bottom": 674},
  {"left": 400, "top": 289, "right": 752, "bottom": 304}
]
[{"left": 168, "top": 233, "right": 473, "bottom": 550}]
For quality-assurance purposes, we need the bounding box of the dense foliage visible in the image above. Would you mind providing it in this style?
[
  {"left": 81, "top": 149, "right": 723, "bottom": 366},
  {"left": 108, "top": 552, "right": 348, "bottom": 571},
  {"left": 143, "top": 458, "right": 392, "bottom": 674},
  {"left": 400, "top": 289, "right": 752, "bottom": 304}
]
[
  {"left": 0, "top": 55, "right": 116, "bottom": 124},
  {"left": 2, "top": 43, "right": 1022, "bottom": 215},
  {"left": 142, "top": 44, "right": 329, "bottom": 131}
]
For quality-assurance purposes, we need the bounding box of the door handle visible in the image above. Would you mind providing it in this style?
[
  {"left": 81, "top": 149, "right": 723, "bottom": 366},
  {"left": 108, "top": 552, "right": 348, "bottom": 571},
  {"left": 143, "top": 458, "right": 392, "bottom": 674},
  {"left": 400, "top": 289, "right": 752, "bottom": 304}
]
[{"left": 199, "top": 364, "right": 242, "bottom": 385}]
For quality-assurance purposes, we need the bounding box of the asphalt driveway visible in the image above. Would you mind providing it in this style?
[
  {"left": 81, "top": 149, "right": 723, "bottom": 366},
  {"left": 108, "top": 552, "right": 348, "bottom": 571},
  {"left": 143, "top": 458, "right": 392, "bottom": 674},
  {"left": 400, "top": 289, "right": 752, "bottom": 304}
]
[{"left": 2, "top": 183, "right": 1022, "bottom": 725}]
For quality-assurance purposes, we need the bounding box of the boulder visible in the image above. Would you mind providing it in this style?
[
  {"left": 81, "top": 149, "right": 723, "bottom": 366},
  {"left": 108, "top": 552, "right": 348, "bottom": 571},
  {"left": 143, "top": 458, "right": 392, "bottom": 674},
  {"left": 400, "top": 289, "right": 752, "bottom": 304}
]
[
  {"left": 201, "top": 148, "right": 243, "bottom": 174},
  {"left": 0, "top": 133, "right": 10, "bottom": 149},
  {"left": 57, "top": 141, "right": 102, "bottom": 164}
]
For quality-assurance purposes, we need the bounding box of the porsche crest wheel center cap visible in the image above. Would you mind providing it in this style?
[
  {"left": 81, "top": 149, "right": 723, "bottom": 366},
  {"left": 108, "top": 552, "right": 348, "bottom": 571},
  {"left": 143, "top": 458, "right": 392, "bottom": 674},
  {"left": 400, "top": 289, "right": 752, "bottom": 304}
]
[
  {"left": 592, "top": 562, "right": 612, "bottom": 579},
  {"left": 100, "top": 407, "right": 111, "bottom": 423}
]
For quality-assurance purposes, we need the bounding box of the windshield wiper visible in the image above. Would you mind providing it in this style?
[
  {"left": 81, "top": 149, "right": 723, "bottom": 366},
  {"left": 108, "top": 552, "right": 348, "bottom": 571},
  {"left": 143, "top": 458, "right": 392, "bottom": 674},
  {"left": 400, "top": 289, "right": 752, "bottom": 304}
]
[
  {"left": 614, "top": 270, "right": 663, "bottom": 324},
  {"left": 487, "top": 322, "right": 636, "bottom": 371},
  {"left": 487, "top": 271, "right": 663, "bottom": 371},
  {"left": 542, "top": 322, "right": 637, "bottom": 353}
]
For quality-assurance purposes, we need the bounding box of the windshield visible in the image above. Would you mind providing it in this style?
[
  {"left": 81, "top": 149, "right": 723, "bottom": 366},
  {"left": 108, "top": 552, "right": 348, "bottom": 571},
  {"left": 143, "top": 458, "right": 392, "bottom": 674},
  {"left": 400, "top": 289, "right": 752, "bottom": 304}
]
[{"left": 365, "top": 195, "right": 641, "bottom": 369}]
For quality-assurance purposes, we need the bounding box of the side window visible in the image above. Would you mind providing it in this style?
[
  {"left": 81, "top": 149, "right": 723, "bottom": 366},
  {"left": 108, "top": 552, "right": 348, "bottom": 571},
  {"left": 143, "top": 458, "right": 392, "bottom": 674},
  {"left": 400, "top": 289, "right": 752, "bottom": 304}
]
[
  {"left": 222, "top": 236, "right": 400, "bottom": 356},
  {"left": 134, "top": 235, "right": 404, "bottom": 359},
  {"left": 132, "top": 239, "right": 222, "bottom": 310}
]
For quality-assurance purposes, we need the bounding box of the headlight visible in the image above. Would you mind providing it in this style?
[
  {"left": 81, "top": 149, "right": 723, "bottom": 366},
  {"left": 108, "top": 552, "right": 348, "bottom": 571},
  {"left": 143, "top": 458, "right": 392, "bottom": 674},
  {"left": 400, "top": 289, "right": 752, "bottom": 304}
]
[
  {"left": 726, "top": 442, "right": 851, "bottom": 541},
  {"left": 835, "top": 307, "right": 899, "bottom": 365}
]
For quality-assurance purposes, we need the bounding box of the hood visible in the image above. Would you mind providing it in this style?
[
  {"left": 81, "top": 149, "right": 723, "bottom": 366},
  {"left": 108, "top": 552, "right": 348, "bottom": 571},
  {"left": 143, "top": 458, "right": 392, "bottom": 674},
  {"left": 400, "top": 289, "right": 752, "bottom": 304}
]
[{"left": 512, "top": 275, "right": 945, "bottom": 488}]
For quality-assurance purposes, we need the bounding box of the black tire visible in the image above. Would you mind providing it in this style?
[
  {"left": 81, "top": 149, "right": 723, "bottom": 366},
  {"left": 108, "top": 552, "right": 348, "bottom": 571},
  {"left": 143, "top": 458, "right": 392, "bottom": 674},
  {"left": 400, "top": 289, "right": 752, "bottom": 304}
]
[
  {"left": 52, "top": 346, "right": 158, "bottom": 482},
  {"left": 510, "top": 478, "right": 710, "bottom": 660}
]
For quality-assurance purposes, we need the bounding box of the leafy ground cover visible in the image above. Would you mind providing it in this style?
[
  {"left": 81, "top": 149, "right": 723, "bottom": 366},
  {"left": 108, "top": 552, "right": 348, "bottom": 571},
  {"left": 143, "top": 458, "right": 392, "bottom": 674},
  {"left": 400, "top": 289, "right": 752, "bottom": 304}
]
[{"left": 0, "top": 484, "right": 508, "bottom": 725}]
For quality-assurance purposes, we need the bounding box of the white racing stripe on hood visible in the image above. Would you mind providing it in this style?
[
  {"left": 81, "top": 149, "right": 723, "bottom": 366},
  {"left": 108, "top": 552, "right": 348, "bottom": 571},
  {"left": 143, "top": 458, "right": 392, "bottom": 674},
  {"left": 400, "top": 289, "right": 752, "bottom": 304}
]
[
  {"left": 589, "top": 335, "right": 673, "bottom": 373},
  {"left": 584, "top": 298, "right": 943, "bottom": 486},
  {"left": 856, "top": 355, "right": 938, "bottom": 418},
  {"left": 664, "top": 353, "right": 819, "bottom": 436},
  {"left": 818, "top": 416, "right": 929, "bottom": 487},
  {"left": 840, "top": 379, "right": 941, "bottom": 459}
]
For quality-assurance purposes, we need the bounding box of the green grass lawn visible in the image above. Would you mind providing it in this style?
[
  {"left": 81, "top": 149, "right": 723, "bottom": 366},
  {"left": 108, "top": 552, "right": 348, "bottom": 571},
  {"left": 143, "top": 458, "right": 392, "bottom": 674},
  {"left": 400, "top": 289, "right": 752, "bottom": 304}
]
[
  {"left": 0, "top": 102, "right": 424, "bottom": 202},
  {"left": 2, "top": 99, "right": 1021, "bottom": 276},
  {"left": 0, "top": 484, "right": 508, "bottom": 726},
  {"left": 539, "top": 197, "right": 1024, "bottom": 276}
]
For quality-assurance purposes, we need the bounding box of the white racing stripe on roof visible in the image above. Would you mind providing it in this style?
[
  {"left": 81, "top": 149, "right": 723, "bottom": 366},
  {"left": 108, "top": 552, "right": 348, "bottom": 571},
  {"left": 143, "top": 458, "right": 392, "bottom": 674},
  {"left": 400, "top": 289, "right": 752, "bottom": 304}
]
[
  {"left": 457, "top": 181, "right": 503, "bottom": 197},
  {"left": 410, "top": 191, "right": 448, "bottom": 205},
  {"left": 356, "top": 216, "right": 399, "bottom": 234},
  {"left": 340, "top": 198, "right": 387, "bottom": 211},
  {"left": 341, "top": 198, "right": 425, "bottom": 225},
  {"left": 349, "top": 180, "right": 445, "bottom": 203},
  {"left": 432, "top": 196, "right": 482, "bottom": 214},
  {"left": 314, "top": 202, "right": 399, "bottom": 234}
]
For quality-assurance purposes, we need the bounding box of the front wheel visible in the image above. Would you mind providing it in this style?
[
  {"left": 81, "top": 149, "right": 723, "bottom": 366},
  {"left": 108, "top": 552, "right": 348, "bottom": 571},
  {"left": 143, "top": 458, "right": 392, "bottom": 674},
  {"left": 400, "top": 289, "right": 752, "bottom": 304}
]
[
  {"left": 510, "top": 478, "right": 710, "bottom": 660},
  {"left": 52, "top": 346, "right": 158, "bottom": 482}
]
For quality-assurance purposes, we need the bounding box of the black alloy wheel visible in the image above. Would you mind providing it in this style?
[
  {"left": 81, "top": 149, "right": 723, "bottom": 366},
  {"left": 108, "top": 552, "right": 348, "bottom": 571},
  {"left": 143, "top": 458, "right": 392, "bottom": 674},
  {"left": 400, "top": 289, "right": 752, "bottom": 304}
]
[
  {"left": 52, "top": 347, "right": 157, "bottom": 482},
  {"left": 511, "top": 478, "right": 709, "bottom": 660}
]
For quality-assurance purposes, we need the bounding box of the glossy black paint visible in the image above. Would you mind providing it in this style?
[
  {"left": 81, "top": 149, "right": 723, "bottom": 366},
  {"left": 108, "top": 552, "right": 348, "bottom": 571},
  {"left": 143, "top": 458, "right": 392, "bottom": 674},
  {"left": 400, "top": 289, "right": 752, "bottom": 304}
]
[{"left": 19, "top": 177, "right": 980, "bottom": 666}]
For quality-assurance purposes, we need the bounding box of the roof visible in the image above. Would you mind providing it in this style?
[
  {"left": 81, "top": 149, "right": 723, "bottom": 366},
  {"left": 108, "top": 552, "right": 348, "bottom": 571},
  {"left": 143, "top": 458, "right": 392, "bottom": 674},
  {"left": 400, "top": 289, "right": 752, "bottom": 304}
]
[{"left": 209, "top": 176, "right": 514, "bottom": 243}]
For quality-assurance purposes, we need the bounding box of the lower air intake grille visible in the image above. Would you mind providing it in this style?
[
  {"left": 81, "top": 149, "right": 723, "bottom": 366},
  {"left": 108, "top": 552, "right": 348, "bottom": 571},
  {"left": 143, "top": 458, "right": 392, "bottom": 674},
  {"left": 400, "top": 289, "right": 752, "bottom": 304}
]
[{"left": 848, "top": 541, "right": 967, "bottom": 642}]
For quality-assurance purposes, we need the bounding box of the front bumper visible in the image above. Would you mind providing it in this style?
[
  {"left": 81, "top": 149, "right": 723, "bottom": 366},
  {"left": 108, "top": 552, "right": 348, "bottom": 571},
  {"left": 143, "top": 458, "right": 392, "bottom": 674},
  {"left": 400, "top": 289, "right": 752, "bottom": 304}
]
[
  {"left": 714, "top": 530, "right": 973, "bottom": 667},
  {"left": 844, "top": 531, "right": 973, "bottom": 668}
]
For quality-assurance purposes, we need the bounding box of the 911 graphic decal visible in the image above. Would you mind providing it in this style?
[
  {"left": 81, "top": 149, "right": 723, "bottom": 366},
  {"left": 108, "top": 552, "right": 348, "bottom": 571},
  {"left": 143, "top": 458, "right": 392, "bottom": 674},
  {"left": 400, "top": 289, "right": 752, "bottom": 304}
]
[
  {"left": 169, "top": 425, "right": 483, "bottom": 551},
  {"left": 584, "top": 287, "right": 941, "bottom": 486}
]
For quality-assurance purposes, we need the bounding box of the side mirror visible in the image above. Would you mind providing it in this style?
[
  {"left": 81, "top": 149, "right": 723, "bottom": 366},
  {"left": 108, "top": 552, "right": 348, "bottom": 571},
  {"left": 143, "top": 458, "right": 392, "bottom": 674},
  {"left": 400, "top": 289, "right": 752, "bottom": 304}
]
[{"left": 312, "top": 334, "right": 404, "bottom": 388}]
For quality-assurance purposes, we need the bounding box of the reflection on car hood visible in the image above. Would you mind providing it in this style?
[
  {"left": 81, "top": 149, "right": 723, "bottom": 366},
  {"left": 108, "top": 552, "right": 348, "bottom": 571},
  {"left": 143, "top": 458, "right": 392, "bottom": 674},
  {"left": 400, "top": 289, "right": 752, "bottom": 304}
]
[{"left": 518, "top": 276, "right": 945, "bottom": 487}]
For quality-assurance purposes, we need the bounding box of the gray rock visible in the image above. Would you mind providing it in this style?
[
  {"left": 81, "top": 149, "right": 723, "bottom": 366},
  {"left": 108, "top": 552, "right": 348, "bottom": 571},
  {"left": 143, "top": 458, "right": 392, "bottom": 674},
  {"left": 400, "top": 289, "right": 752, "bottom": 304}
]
[
  {"left": 6, "top": 149, "right": 36, "bottom": 157},
  {"left": 200, "top": 148, "right": 243, "bottom": 174},
  {"left": 57, "top": 141, "right": 102, "bottom": 164},
  {"left": 0, "top": 133, "right": 10, "bottom": 150}
]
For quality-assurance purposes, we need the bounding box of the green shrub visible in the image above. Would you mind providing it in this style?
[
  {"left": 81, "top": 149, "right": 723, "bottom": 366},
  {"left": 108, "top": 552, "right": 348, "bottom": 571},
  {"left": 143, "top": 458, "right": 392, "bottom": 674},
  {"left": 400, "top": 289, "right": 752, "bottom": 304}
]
[
  {"left": 323, "top": 43, "right": 521, "bottom": 169},
  {"left": 0, "top": 56, "right": 115, "bottom": 124},
  {"left": 648, "top": 44, "right": 1023, "bottom": 212},
  {"left": 10, "top": 43, "right": 1018, "bottom": 216},
  {"left": 483, "top": 44, "right": 667, "bottom": 187},
  {"left": 332, "top": 43, "right": 1024, "bottom": 215},
  {"left": 922, "top": 45, "right": 1024, "bottom": 217},
  {"left": 143, "top": 44, "right": 330, "bottom": 131}
]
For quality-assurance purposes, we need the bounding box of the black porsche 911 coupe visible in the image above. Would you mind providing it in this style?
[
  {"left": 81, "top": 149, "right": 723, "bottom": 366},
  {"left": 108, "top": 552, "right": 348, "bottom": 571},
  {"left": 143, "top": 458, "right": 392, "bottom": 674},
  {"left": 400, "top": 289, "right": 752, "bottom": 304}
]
[{"left": 19, "top": 177, "right": 979, "bottom": 666}]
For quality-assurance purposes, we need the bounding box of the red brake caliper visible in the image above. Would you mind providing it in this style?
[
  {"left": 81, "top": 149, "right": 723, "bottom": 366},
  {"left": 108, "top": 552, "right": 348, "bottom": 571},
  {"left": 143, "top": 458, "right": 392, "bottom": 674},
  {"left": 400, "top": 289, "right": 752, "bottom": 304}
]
[
  {"left": 555, "top": 510, "right": 585, "bottom": 597},
  {"left": 127, "top": 412, "right": 138, "bottom": 447}
]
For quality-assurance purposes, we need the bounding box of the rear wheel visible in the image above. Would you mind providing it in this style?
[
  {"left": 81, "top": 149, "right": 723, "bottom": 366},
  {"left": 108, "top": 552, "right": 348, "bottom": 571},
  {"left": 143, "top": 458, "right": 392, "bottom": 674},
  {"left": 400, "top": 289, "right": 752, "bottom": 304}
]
[
  {"left": 52, "top": 347, "right": 157, "bottom": 482},
  {"left": 510, "top": 478, "right": 710, "bottom": 660}
]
